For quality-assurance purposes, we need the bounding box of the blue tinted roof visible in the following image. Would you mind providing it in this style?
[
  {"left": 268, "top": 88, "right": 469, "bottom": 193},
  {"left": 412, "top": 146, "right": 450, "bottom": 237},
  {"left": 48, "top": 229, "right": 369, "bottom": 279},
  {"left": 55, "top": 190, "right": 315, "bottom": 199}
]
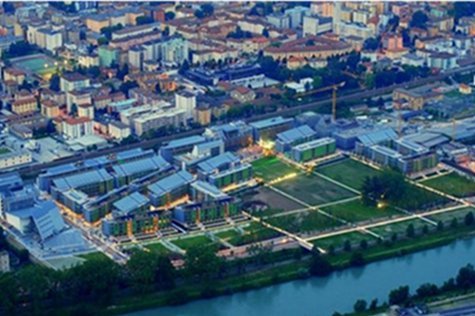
[
  {"left": 0, "top": 172, "right": 23, "bottom": 192},
  {"left": 293, "top": 137, "right": 335, "bottom": 151},
  {"left": 43, "top": 229, "right": 86, "bottom": 251},
  {"left": 113, "top": 155, "right": 169, "bottom": 177},
  {"left": 43, "top": 163, "right": 77, "bottom": 176},
  {"left": 277, "top": 125, "right": 316, "bottom": 144},
  {"left": 53, "top": 169, "right": 112, "bottom": 191},
  {"left": 116, "top": 148, "right": 152, "bottom": 161},
  {"left": 250, "top": 116, "right": 294, "bottom": 130},
  {"left": 197, "top": 152, "right": 239, "bottom": 174},
  {"left": 191, "top": 181, "right": 227, "bottom": 199},
  {"left": 84, "top": 156, "right": 109, "bottom": 168},
  {"left": 113, "top": 192, "right": 149, "bottom": 216},
  {"left": 148, "top": 170, "right": 193, "bottom": 197},
  {"left": 162, "top": 135, "right": 206, "bottom": 150},
  {"left": 357, "top": 128, "right": 397, "bottom": 146},
  {"left": 195, "top": 140, "right": 223, "bottom": 151},
  {"left": 11, "top": 201, "right": 66, "bottom": 241}
]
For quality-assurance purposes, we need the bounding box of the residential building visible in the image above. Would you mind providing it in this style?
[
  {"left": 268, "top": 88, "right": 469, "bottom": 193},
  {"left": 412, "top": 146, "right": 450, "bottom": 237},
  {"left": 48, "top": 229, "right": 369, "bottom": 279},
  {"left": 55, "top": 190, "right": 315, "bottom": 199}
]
[
  {"left": 175, "top": 90, "right": 196, "bottom": 121},
  {"left": 62, "top": 117, "right": 93, "bottom": 139},
  {"left": 161, "top": 37, "right": 189, "bottom": 65},
  {"left": 60, "top": 73, "right": 90, "bottom": 93}
]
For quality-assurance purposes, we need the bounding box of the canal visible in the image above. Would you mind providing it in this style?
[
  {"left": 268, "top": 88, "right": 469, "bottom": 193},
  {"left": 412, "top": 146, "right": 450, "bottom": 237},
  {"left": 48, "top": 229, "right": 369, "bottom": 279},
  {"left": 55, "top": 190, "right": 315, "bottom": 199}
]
[{"left": 126, "top": 237, "right": 475, "bottom": 316}]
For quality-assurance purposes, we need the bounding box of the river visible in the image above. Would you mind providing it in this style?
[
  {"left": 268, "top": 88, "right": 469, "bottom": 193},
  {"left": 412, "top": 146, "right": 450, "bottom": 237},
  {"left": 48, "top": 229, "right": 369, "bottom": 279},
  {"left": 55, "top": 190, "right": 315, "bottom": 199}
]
[{"left": 125, "top": 238, "right": 475, "bottom": 316}]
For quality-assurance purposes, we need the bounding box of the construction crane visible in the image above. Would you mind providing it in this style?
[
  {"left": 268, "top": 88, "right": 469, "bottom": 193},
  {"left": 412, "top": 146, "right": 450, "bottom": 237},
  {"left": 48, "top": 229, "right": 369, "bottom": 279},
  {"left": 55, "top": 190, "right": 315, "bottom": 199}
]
[{"left": 297, "top": 82, "right": 345, "bottom": 121}]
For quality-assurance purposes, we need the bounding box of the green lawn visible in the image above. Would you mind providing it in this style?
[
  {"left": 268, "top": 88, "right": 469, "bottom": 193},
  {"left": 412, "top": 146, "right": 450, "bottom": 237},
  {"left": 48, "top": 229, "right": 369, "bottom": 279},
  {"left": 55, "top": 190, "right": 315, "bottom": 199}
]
[
  {"left": 317, "top": 159, "right": 382, "bottom": 190},
  {"left": 266, "top": 210, "right": 342, "bottom": 234},
  {"left": 322, "top": 199, "right": 402, "bottom": 223},
  {"left": 145, "top": 242, "right": 170, "bottom": 255},
  {"left": 311, "top": 231, "right": 376, "bottom": 249},
  {"left": 252, "top": 156, "right": 300, "bottom": 182},
  {"left": 171, "top": 235, "right": 214, "bottom": 250},
  {"left": 422, "top": 173, "right": 475, "bottom": 198},
  {"left": 228, "top": 222, "right": 281, "bottom": 246},
  {"left": 79, "top": 252, "right": 110, "bottom": 262},
  {"left": 0, "top": 147, "right": 11, "bottom": 155},
  {"left": 273, "top": 173, "right": 356, "bottom": 206},
  {"left": 370, "top": 218, "right": 428, "bottom": 239},
  {"left": 215, "top": 229, "right": 241, "bottom": 241}
]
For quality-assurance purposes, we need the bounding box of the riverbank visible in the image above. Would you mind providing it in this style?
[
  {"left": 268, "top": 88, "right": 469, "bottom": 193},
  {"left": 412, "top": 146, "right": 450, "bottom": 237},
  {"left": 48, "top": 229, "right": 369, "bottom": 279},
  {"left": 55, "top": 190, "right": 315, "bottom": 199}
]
[{"left": 95, "top": 225, "right": 475, "bottom": 316}]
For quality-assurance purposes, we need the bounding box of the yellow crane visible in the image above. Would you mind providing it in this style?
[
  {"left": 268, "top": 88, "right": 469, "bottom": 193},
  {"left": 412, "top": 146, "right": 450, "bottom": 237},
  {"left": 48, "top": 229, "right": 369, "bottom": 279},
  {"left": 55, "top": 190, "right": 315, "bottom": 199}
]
[{"left": 297, "top": 82, "right": 345, "bottom": 122}]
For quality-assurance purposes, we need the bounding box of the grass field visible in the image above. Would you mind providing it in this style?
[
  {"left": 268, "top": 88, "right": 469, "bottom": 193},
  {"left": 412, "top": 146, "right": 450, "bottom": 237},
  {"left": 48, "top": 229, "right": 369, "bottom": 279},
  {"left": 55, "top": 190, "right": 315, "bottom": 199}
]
[
  {"left": 311, "top": 231, "right": 376, "bottom": 249},
  {"left": 427, "top": 207, "right": 475, "bottom": 223},
  {"left": 266, "top": 210, "right": 342, "bottom": 234},
  {"left": 252, "top": 156, "right": 300, "bottom": 182},
  {"left": 370, "top": 218, "right": 428, "bottom": 239},
  {"left": 215, "top": 229, "right": 242, "bottom": 241},
  {"left": 228, "top": 222, "right": 281, "bottom": 246},
  {"left": 273, "top": 173, "right": 356, "bottom": 206},
  {"left": 145, "top": 242, "right": 170, "bottom": 255},
  {"left": 317, "top": 159, "right": 382, "bottom": 190},
  {"left": 322, "top": 199, "right": 402, "bottom": 223},
  {"left": 422, "top": 173, "right": 475, "bottom": 198},
  {"left": 79, "top": 252, "right": 110, "bottom": 262},
  {"left": 171, "top": 235, "right": 214, "bottom": 250},
  {"left": 244, "top": 186, "right": 304, "bottom": 212}
]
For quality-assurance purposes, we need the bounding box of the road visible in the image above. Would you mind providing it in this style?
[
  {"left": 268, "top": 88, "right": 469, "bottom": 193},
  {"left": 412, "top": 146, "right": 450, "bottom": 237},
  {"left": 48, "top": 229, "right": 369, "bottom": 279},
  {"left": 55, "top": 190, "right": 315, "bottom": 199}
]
[{"left": 8, "top": 63, "right": 475, "bottom": 178}]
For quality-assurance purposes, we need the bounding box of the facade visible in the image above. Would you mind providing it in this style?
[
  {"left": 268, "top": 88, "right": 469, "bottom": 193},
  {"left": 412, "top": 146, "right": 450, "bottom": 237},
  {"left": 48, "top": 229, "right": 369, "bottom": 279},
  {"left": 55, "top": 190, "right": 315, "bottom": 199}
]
[
  {"left": 0, "top": 149, "right": 32, "bottom": 170},
  {"left": 250, "top": 116, "right": 295, "bottom": 143},
  {"left": 147, "top": 170, "right": 194, "bottom": 208},
  {"left": 175, "top": 90, "right": 196, "bottom": 121},
  {"left": 161, "top": 37, "right": 189, "bottom": 65},
  {"left": 275, "top": 125, "right": 317, "bottom": 153},
  {"left": 290, "top": 137, "right": 336, "bottom": 163},
  {"left": 197, "top": 152, "right": 253, "bottom": 188},
  {"left": 60, "top": 73, "right": 90, "bottom": 93},
  {"left": 109, "top": 121, "right": 131, "bottom": 140},
  {"left": 98, "top": 46, "right": 119, "bottom": 67},
  {"left": 12, "top": 97, "right": 37, "bottom": 114},
  {"left": 62, "top": 117, "right": 93, "bottom": 139}
]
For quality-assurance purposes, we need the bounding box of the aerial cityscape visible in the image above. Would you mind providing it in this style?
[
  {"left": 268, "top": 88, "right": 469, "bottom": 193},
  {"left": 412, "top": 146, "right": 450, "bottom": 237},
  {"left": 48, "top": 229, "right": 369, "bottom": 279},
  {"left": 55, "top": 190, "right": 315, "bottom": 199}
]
[{"left": 3, "top": 1, "right": 475, "bottom": 315}]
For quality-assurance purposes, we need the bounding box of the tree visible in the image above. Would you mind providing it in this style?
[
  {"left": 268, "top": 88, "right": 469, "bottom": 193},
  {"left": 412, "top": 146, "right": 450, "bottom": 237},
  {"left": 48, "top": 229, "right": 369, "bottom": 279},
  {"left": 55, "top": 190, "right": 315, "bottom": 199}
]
[
  {"left": 389, "top": 285, "right": 410, "bottom": 305},
  {"left": 360, "top": 239, "right": 368, "bottom": 250},
  {"left": 437, "top": 221, "right": 444, "bottom": 231},
  {"left": 363, "top": 37, "right": 379, "bottom": 50},
  {"left": 465, "top": 212, "right": 474, "bottom": 226},
  {"left": 136, "top": 16, "right": 154, "bottom": 25},
  {"left": 313, "top": 75, "right": 323, "bottom": 89},
  {"left": 453, "top": 2, "right": 475, "bottom": 21},
  {"left": 4, "top": 41, "right": 37, "bottom": 59},
  {"left": 309, "top": 252, "right": 333, "bottom": 276},
  {"left": 422, "top": 224, "right": 429, "bottom": 235},
  {"left": 261, "top": 28, "right": 270, "bottom": 38},
  {"left": 369, "top": 299, "right": 378, "bottom": 310},
  {"left": 451, "top": 217, "right": 458, "bottom": 228},
  {"left": 410, "top": 11, "right": 429, "bottom": 29},
  {"left": 126, "top": 251, "right": 158, "bottom": 293},
  {"left": 406, "top": 223, "right": 415, "bottom": 238},
  {"left": 184, "top": 244, "right": 223, "bottom": 281},
  {"left": 416, "top": 283, "right": 438, "bottom": 298},
  {"left": 179, "top": 59, "right": 190, "bottom": 75},
  {"left": 100, "top": 24, "right": 123, "bottom": 40},
  {"left": 456, "top": 264, "right": 475, "bottom": 289},
  {"left": 343, "top": 240, "right": 352, "bottom": 252},
  {"left": 165, "top": 12, "right": 175, "bottom": 21},
  {"left": 70, "top": 103, "right": 78, "bottom": 116},
  {"left": 119, "top": 80, "right": 139, "bottom": 97},
  {"left": 195, "top": 3, "right": 214, "bottom": 19},
  {"left": 350, "top": 252, "right": 365, "bottom": 267},
  {"left": 354, "top": 299, "right": 367, "bottom": 313}
]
